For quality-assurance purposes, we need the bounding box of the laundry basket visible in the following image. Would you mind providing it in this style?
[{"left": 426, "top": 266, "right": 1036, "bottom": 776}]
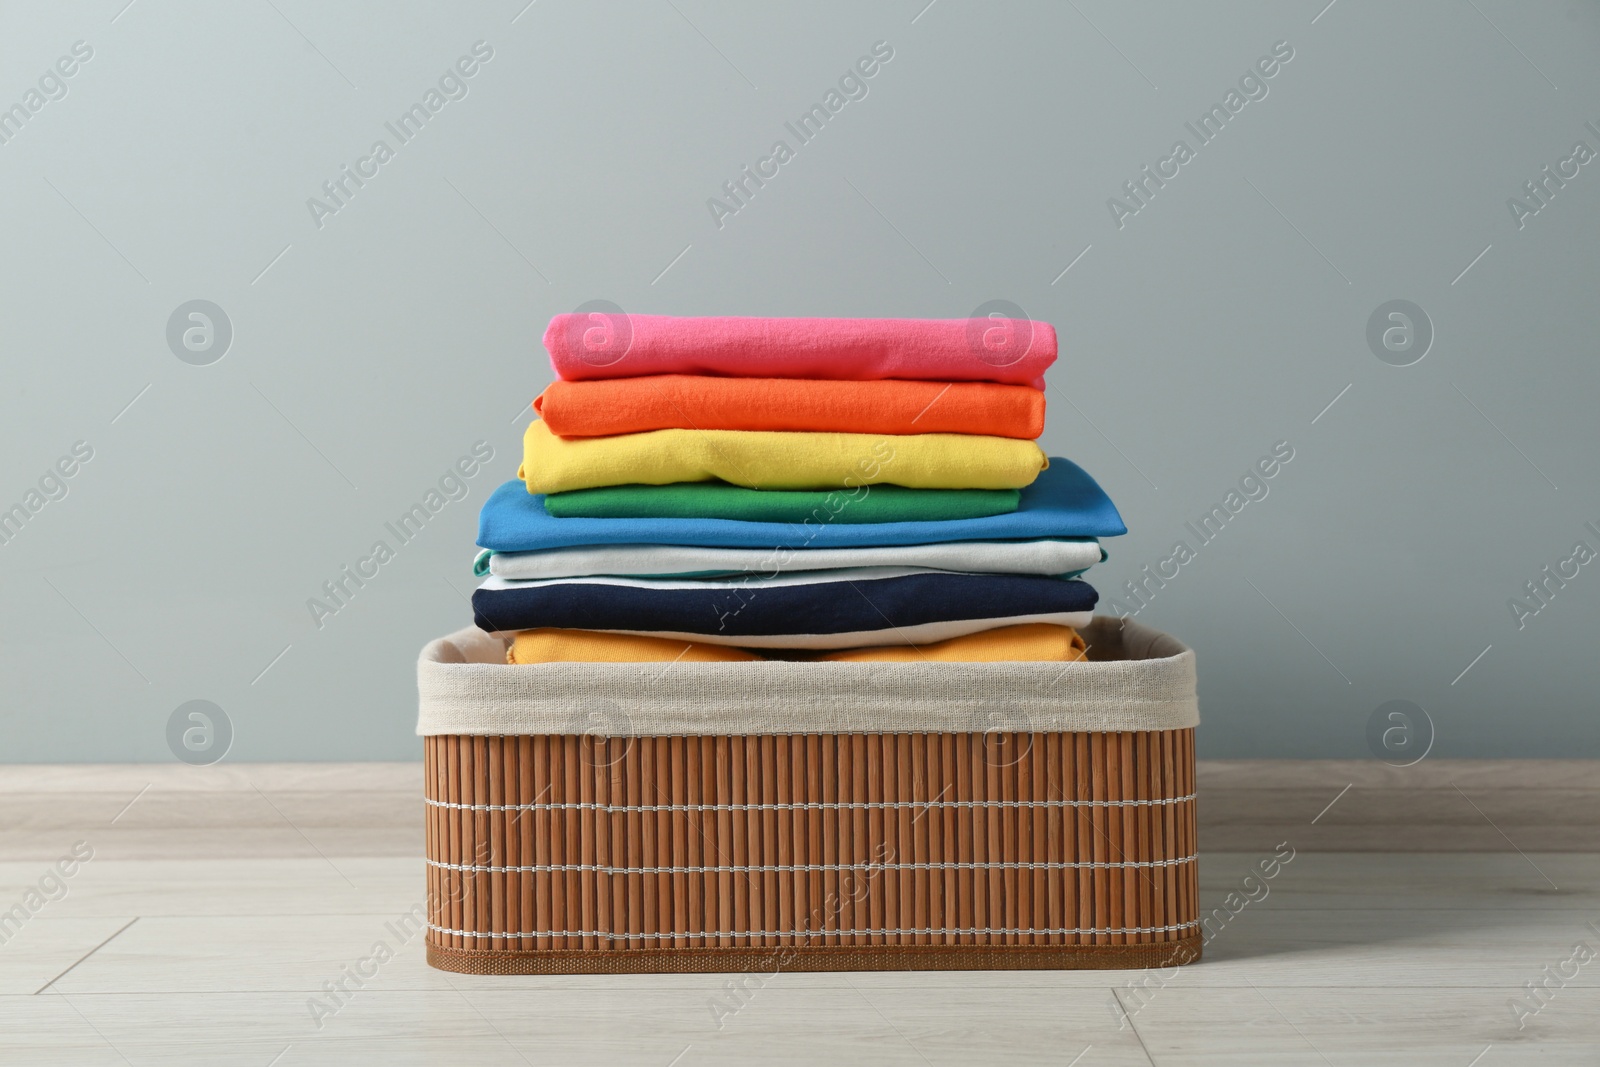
[{"left": 417, "top": 616, "right": 1200, "bottom": 974}]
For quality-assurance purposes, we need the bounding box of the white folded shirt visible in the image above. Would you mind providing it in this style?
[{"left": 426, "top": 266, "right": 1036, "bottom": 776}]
[{"left": 479, "top": 539, "right": 1102, "bottom": 581}]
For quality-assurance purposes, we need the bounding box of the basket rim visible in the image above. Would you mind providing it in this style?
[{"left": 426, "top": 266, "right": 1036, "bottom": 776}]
[{"left": 417, "top": 615, "right": 1197, "bottom": 738}]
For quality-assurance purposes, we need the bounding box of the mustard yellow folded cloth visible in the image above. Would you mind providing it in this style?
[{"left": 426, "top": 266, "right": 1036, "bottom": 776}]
[
  {"left": 506, "top": 624, "right": 1087, "bottom": 664},
  {"left": 518, "top": 418, "right": 1047, "bottom": 494},
  {"left": 815, "top": 623, "right": 1088, "bottom": 663},
  {"left": 508, "top": 629, "right": 760, "bottom": 664}
]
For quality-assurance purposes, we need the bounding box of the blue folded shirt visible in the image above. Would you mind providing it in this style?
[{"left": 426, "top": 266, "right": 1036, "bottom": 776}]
[{"left": 477, "top": 458, "right": 1126, "bottom": 553}]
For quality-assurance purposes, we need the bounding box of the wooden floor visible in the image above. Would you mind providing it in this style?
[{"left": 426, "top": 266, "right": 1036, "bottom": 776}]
[{"left": 1, "top": 760, "right": 1595, "bottom": 1065}]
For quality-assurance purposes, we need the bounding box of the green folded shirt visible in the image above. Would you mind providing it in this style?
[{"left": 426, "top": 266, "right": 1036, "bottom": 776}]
[{"left": 542, "top": 482, "right": 1022, "bottom": 524}]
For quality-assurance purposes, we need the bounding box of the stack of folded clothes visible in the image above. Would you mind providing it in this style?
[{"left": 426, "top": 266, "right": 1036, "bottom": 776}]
[{"left": 471, "top": 314, "right": 1126, "bottom": 663}]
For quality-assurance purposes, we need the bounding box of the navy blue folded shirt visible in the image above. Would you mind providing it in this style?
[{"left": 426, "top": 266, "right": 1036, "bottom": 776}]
[{"left": 472, "top": 571, "right": 1098, "bottom": 647}]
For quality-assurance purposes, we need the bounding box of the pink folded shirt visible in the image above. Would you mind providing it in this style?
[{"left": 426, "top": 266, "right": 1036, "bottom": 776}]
[{"left": 544, "top": 314, "right": 1057, "bottom": 387}]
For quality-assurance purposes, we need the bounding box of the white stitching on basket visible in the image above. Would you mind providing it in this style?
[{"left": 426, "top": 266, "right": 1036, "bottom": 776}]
[
  {"left": 421, "top": 793, "right": 1197, "bottom": 813},
  {"left": 425, "top": 854, "right": 1196, "bottom": 874},
  {"left": 426, "top": 919, "right": 1202, "bottom": 940}
]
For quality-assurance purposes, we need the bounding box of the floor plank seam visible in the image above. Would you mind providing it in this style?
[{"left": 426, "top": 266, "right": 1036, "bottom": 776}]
[
  {"left": 1244, "top": 978, "right": 1338, "bottom": 1065},
  {"left": 1110, "top": 987, "right": 1159, "bottom": 1066},
  {"left": 34, "top": 916, "right": 140, "bottom": 995}
]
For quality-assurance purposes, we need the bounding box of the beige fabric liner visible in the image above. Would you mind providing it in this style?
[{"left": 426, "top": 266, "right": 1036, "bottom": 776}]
[{"left": 416, "top": 615, "right": 1197, "bottom": 737}]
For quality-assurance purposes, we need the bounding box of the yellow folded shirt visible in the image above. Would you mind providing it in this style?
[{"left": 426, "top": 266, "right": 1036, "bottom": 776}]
[
  {"left": 506, "top": 624, "right": 1087, "bottom": 665},
  {"left": 518, "top": 418, "right": 1047, "bottom": 494}
]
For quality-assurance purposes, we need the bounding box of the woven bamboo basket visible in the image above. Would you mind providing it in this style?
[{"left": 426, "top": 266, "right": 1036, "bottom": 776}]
[{"left": 417, "top": 618, "right": 1200, "bottom": 974}]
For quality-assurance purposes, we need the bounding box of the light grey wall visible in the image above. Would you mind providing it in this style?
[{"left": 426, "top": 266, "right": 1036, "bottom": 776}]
[{"left": 2, "top": 0, "right": 1597, "bottom": 762}]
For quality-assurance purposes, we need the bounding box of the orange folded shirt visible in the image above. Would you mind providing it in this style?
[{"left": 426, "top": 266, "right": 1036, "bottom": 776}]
[
  {"left": 533, "top": 375, "right": 1046, "bottom": 439},
  {"left": 507, "top": 624, "right": 1087, "bottom": 665}
]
